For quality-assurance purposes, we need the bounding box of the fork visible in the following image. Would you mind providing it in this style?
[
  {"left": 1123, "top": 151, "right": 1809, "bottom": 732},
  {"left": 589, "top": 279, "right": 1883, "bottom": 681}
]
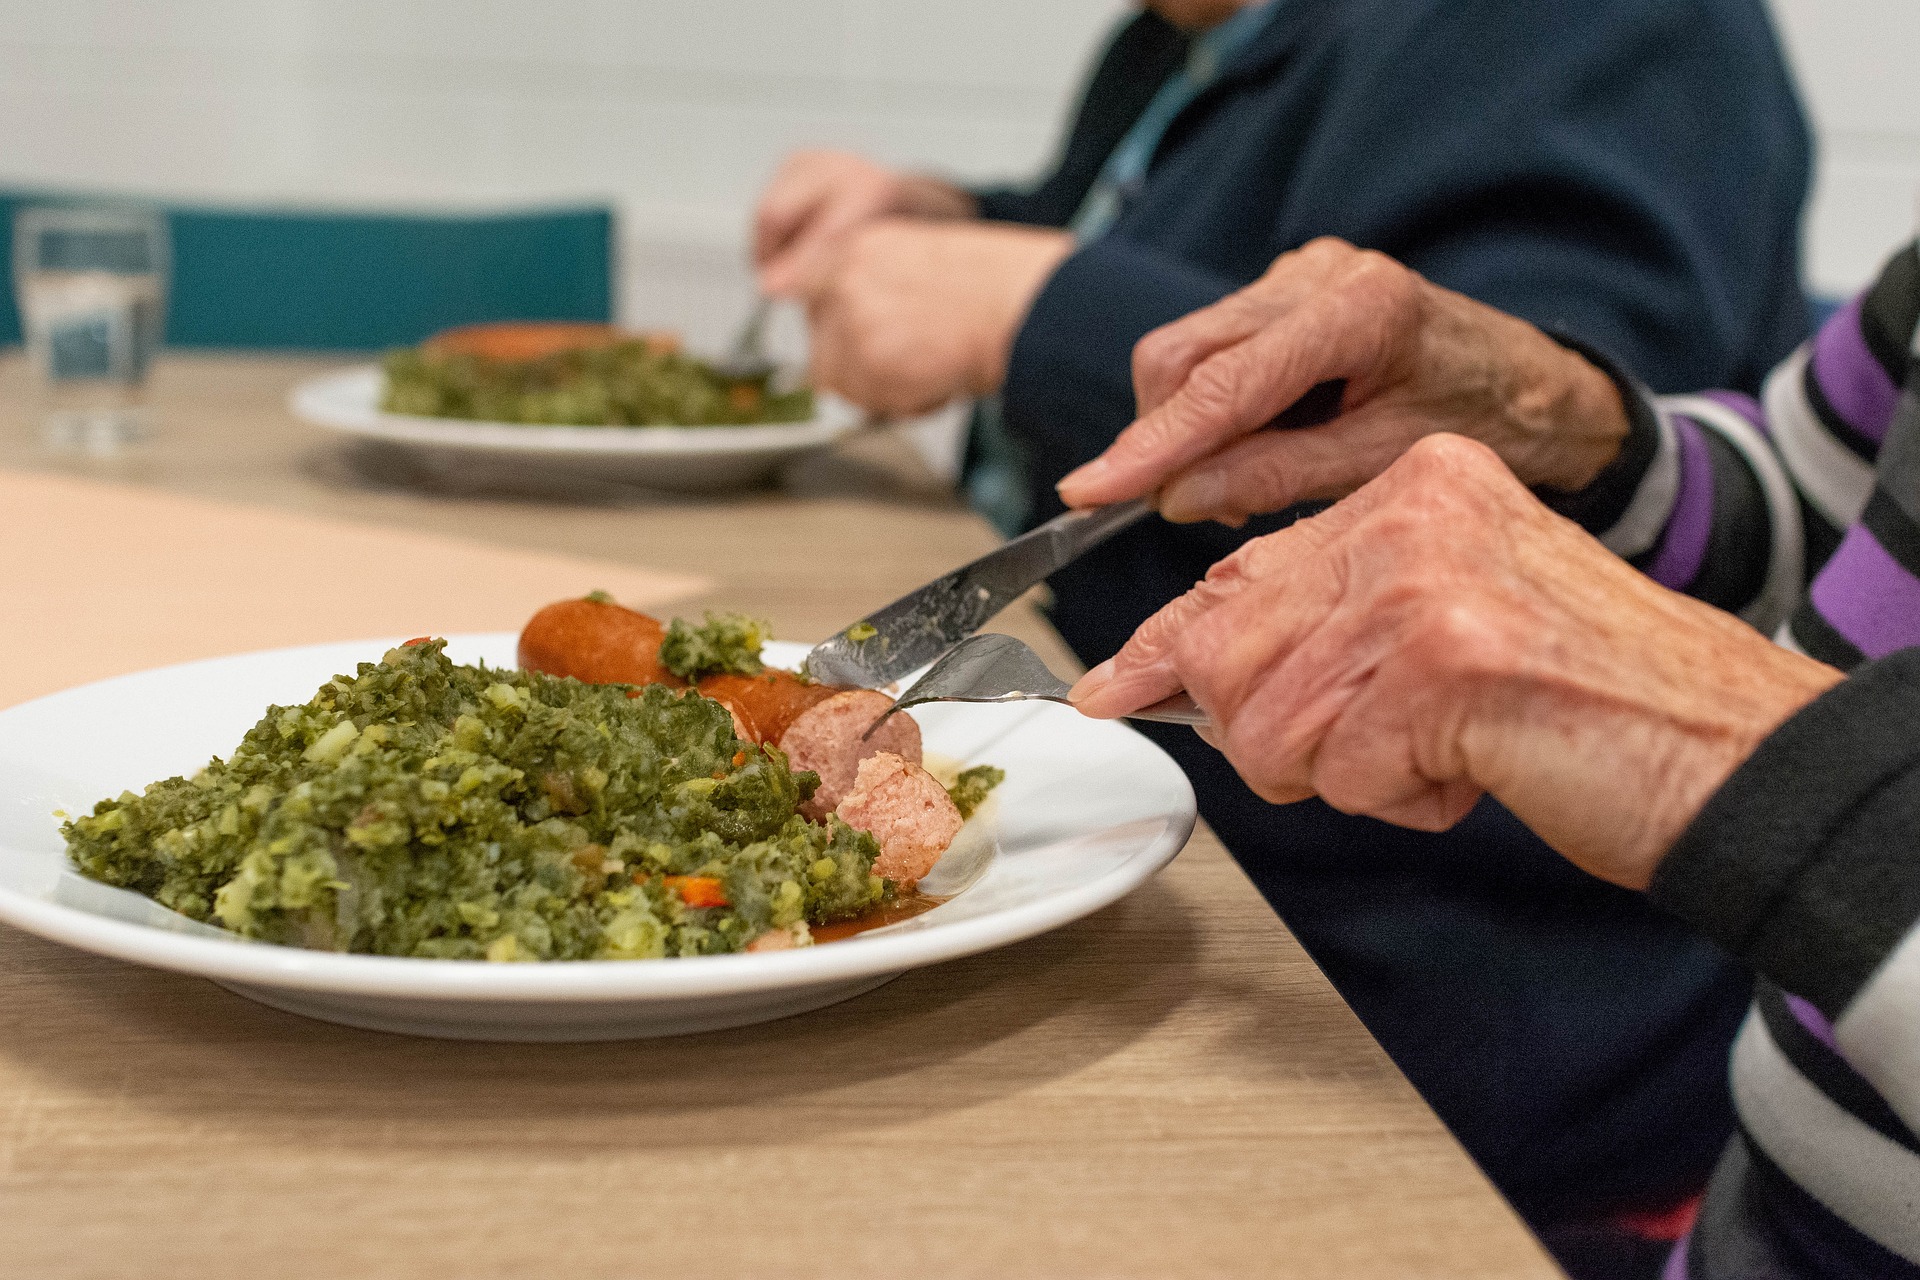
[
  {"left": 712, "top": 296, "right": 776, "bottom": 382},
  {"left": 864, "top": 633, "right": 1210, "bottom": 738}
]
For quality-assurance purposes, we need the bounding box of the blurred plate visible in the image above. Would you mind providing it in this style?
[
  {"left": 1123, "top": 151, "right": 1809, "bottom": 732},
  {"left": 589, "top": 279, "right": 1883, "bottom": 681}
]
[
  {"left": 290, "top": 365, "right": 867, "bottom": 492},
  {"left": 0, "top": 637, "right": 1196, "bottom": 1041}
]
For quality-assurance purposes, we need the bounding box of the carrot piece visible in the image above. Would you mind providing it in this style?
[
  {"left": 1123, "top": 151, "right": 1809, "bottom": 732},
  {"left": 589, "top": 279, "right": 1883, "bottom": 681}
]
[
  {"left": 401, "top": 636, "right": 435, "bottom": 647},
  {"left": 662, "top": 875, "right": 729, "bottom": 909}
]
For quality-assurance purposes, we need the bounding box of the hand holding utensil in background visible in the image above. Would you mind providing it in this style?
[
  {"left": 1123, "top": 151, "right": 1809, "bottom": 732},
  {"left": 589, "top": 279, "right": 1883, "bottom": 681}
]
[{"left": 712, "top": 294, "right": 776, "bottom": 383}]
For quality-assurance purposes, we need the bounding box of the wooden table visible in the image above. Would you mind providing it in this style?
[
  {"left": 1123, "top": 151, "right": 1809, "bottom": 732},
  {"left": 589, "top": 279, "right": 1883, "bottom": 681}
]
[{"left": 0, "top": 355, "right": 1557, "bottom": 1278}]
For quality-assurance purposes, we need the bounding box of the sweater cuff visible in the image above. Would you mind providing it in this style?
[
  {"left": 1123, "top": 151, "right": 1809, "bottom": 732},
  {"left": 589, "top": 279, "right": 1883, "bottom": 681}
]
[
  {"left": 972, "top": 185, "right": 1039, "bottom": 226},
  {"left": 1650, "top": 646, "right": 1920, "bottom": 1017},
  {"left": 1535, "top": 333, "right": 1675, "bottom": 552}
]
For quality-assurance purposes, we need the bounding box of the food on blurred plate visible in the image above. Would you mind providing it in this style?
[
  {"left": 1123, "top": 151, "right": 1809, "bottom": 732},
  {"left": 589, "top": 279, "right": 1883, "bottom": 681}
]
[
  {"left": 423, "top": 321, "right": 631, "bottom": 363},
  {"left": 62, "top": 601, "right": 1001, "bottom": 963},
  {"left": 380, "top": 321, "right": 814, "bottom": 427}
]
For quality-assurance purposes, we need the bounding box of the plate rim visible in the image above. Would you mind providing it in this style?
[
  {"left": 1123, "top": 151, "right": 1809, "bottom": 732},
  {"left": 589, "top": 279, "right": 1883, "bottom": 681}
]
[
  {"left": 0, "top": 635, "right": 1197, "bottom": 1003},
  {"left": 288, "top": 365, "right": 866, "bottom": 457}
]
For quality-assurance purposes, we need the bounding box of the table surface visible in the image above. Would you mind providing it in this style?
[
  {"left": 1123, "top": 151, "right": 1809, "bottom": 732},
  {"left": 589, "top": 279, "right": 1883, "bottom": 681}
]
[{"left": 0, "top": 355, "right": 1557, "bottom": 1278}]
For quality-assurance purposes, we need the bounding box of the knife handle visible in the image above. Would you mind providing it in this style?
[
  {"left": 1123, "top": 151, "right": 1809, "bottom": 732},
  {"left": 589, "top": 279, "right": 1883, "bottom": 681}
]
[{"left": 1042, "top": 498, "right": 1153, "bottom": 564}]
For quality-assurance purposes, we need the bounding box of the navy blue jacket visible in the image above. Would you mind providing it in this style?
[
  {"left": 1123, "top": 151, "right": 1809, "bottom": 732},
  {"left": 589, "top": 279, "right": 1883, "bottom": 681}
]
[{"left": 984, "top": 0, "right": 1812, "bottom": 1229}]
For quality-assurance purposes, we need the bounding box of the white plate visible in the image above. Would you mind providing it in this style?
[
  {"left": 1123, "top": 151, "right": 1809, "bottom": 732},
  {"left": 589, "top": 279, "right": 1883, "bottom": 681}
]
[
  {"left": 290, "top": 366, "right": 867, "bottom": 491},
  {"left": 0, "top": 637, "right": 1195, "bottom": 1041}
]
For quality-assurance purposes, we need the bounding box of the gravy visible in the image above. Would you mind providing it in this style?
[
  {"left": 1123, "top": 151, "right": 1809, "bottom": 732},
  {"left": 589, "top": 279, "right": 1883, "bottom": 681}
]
[{"left": 813, "top": 891, "right": 946, "bottom": 943}]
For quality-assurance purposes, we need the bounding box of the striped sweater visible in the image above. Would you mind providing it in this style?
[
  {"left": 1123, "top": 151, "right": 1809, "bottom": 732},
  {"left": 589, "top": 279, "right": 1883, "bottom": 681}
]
[{"left": 1565, "top": 242, "right": 1920, "bottom": 1277}]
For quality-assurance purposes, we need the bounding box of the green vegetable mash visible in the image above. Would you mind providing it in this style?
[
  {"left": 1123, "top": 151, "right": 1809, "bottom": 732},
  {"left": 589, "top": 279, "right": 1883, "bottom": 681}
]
[
  {"left": 381, "top": 340, "right": 814, "bottom": 427},
  {"left": 946, "top": 765, "right": 1005, "bottom": 820},
  {"left": 62, "top": 640, "right": 885, "bottom": 960},
  {"left": 659, "top": 612, "right": 773, "bottom": 681}
]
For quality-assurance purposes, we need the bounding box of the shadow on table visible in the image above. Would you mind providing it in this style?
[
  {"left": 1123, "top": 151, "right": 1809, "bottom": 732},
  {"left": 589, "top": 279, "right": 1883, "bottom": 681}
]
[
  {"left": 303, "top": 430, "right": 958, "bottom": 514},
  {"left": 0, "top": 878, "right": 1200, "bottom": 1155}
]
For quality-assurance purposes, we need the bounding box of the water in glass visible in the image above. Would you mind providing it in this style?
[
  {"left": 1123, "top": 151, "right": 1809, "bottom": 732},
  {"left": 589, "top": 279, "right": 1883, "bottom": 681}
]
[{"left": 13, "top": 205, "right": 168, "bottom": 453}]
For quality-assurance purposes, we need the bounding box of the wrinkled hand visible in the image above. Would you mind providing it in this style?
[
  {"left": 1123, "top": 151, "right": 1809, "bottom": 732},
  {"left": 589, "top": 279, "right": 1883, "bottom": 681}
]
[
  {"left": 803, "top": 218, "right": 1072, "bottom": 419},
  {"left": 1057, "top": 238, "right": 1632, "bottom": 525},
  {"left": 1070, "top": 435, "right": 1841, "bottom": 889},
  {"left": 754, "top": 150, "right": 978, "bottom": 297}
]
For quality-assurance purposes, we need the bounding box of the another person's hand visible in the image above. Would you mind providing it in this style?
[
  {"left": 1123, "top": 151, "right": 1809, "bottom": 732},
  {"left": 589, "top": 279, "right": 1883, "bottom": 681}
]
[
  {"left": 1070, "top": 435, "right": 1842, "bottom": 889},
  {"left": 1057, "top": 238, "right": 1633, "bottom": 524},
  {"left": 754, "top": 150, "right": 979, "bottom": 298},
  {"left": 802, "top": 219, "right": 1072, "bottom": 419}
]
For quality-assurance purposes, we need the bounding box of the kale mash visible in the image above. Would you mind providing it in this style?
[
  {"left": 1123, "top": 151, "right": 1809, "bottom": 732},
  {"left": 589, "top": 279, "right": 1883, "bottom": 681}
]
[
  {"left": 381, "top": 339, "right": 814, "bottom": 427},
  {"left": 659, "top": 612, "right": 772, "bottom": 681},
  {"left": 62, "top": 640, "right": 884, "bottom": 960}
]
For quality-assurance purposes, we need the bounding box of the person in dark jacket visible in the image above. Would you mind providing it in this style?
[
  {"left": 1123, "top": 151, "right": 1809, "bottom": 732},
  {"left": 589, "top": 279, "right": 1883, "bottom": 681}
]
[{"left": 753, "top": 0, "right": 1813, "bottom": 1264}]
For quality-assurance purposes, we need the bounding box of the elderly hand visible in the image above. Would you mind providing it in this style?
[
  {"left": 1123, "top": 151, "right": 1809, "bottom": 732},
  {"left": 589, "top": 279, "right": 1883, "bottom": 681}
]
[
  {"left": 802, "top": 218, "right": 1072, "bottom": 419},
  {"left": 754, "top": 150, "right": 979, "bottom": 298},
  {"left": 1070, "top": 435, "right": 1841, "bottom": 889},
  {"left": 1056, "top": 238, "right": 1632, "bottom": 525}
]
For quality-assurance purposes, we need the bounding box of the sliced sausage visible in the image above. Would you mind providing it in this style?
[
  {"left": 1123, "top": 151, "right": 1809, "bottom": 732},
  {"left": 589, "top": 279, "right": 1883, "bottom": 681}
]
[
  {"left": 745, "top": 924, "right": 809, "bottom": 952},
  {"left": 834, "top": 752, "right": 963, "bottom": 889},
  {"left": 697, "top": 670, "right": 839, "bottom": 745},
  {"left": 778, "top": 690, "right": 923, "bottom": 820},
  {"left": 517, "top": 597, "right": 683, "bottom": 688}
]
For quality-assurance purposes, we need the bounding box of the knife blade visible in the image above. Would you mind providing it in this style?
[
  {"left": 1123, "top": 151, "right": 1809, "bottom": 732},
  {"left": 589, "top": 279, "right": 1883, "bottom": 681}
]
[{"left": 804, "top": 498, "right": 1152, "bottom": 688}]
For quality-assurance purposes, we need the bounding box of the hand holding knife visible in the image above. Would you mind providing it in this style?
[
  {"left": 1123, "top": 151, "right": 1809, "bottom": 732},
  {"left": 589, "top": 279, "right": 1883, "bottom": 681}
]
[{"left": 804, "top": 499, "right": 1207, "bottom": 726}]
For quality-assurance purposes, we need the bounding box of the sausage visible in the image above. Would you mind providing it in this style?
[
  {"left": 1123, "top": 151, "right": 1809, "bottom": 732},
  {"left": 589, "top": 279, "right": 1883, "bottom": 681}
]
[
  {"left": 778, "top": 690, "right": 923, "bottom": 820},
  {"left": 697, "top": 670, "right": 839, "bottom": 745},
  {"left": 422, "top": 322, "right": 680, "bottom": 363},
  {"left": 745, "top": 923, "right": 809, "bottom": 952},
  {"left": 517, "top": 603, "right": 931, "bottom": 820},
  {"left": 517, "top": 597, "right": 683, "bottom": 688},
  {"left": 834, "top": 752, "right": 963, "bottom": 889}
]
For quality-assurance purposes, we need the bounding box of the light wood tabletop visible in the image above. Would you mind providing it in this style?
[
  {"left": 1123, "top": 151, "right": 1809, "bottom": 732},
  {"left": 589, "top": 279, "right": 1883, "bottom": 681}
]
[{"left": 0, "top": 355, "right": 1558, "bottom": 1279}]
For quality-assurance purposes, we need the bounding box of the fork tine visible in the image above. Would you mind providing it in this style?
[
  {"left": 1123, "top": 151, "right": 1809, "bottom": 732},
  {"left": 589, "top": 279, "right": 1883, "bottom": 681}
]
[{"left": 856, "top": 633, "right": 1211, "bottom": 735}]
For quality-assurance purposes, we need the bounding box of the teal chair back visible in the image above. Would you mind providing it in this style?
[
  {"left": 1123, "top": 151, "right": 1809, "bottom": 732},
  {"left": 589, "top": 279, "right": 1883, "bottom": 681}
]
[{"left": 1, "top": 190, "right": 612, "bottom": 350}]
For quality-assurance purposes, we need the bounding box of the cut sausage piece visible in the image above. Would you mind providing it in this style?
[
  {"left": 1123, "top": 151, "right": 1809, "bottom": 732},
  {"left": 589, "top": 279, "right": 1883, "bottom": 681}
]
[
  {"left": 745, "top": 923, "right": 811, "bottom": 952},
  {"left": 517, "top": 597, "right": 683, "bottom": 688},
  {"left": 778, "top": 690, "right": 922, "bottom": 820},
  {"left": 835, "top": 753, "right": 963, "bottom": 890},
  {"left": 698, "top": 670, "right": 839, "bottom": 745}
]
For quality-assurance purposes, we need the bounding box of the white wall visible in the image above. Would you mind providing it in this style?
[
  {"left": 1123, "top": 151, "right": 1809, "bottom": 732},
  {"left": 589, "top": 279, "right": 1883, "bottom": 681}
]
[
  {"left": 1770, "top": 0, "right": 1920, "bottom": 296},
  {"left": 0, "top": 0, "right": 1912, "bottom": 336},
  {"left": 0, "top": 0, "right": 1126, "bottom": 352}
]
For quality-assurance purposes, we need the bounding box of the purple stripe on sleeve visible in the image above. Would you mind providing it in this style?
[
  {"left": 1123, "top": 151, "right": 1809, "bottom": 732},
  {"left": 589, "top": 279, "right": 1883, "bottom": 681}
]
[
  {"left": 1661, "top": 1239, "right": 1690, "bottom": 1280},
  {"left": 1808, "top": 525, "right": 1920, "bottom": 658},
  {"left": 1785, "top": 993, "right": 1840, "bottom": 1051},
  {"left": 1811, "top": 296, "right": 1899, "bottom": 444},
  {"left": 1703, "top": 390, "right": 1766, "bottom": 435},
  {"left": 1647, "top": 415, "right": 1714, "bottom": 589}
]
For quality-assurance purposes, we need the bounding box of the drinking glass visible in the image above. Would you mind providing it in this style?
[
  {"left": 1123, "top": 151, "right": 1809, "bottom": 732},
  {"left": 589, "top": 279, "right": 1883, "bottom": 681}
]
[{"left": 13, "top": 204, "right": 169, "bottom": 452}]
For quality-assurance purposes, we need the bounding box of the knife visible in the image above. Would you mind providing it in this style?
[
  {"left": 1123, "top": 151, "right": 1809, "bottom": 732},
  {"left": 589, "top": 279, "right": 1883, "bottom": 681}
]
[{"left": 804, "top": 498, "right": 1152, "bottom": 688}]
